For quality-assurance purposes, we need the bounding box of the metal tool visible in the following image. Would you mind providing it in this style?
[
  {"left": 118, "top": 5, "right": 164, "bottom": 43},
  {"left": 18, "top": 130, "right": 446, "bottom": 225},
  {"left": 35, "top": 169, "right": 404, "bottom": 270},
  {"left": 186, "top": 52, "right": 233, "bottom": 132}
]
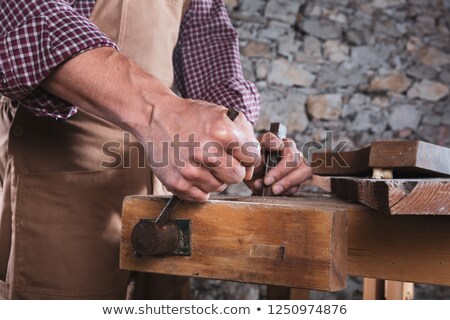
[
  {"left": 262, "top": 122, "right": 287, "bottom": 196},
  {"left": 131, "top": 108, "right": 240, "bottom": 257}
]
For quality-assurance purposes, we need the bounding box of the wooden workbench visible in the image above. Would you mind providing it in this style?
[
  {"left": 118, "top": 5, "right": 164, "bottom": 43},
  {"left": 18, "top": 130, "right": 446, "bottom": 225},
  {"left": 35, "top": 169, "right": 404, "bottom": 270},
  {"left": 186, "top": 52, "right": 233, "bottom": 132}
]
[{"left": 120, "top": 193, "right": 450, "bottom": 294}]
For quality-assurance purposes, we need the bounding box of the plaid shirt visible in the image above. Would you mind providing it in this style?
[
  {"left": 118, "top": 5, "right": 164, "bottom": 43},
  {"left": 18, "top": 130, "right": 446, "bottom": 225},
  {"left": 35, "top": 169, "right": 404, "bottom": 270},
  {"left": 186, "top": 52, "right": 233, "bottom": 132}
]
[{"left": 0, "top": 0, "right": 260, "bottom": 124}]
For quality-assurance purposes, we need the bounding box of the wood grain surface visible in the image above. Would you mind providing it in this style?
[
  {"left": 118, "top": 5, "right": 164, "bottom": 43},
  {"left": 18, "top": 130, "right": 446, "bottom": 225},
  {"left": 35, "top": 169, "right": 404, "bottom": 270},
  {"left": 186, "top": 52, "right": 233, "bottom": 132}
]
[
  {"left": 369, "top": 140, "right": 450, "bottom": 177},
  {"left": 121, "top": 195, "right": 348, "bottom": 291},
  {"left": 312, "top": 146, "right": 371, "bottom": 176},
  {"left": 312, "top": 141, "right": 450, "bottom": 177},
  {"left": 121, "top": 194, "right": 450, "bottom": 289},
  {"left": 328, "top": 177, "right": 450, "bottom": 215}
]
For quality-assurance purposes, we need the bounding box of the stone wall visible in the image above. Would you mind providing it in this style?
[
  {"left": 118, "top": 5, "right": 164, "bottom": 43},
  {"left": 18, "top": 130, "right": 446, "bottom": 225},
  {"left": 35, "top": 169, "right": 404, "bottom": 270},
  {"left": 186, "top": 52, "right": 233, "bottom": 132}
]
[
  {"left": 228, "top": 0, "right": 450, "bottom": 151},
  {"left": 192, "top": 0, "right": 450, "bottom": 300}
]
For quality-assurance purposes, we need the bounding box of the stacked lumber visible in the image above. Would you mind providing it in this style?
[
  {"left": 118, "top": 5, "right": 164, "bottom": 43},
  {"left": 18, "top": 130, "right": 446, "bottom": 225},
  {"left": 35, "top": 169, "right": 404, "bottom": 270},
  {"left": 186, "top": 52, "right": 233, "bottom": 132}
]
[{"left": 312, "top": 140, "right": 450, "bottom": 215}]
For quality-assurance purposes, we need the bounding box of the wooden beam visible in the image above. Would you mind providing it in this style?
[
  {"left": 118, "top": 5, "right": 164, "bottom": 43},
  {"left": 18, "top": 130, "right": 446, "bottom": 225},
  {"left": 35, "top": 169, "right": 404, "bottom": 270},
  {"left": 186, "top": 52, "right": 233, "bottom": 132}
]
[
  {"left": 384, "top": 281, "right": 414, "bottom": 300},
  {"left": 121, "top": 196, "right": 348, "bottom": 292},
  {"left": 290, "top": 288, "right": 311, "bottom": 300},
  {"left": 369, "top": 140, "right": 450, "bottom": 177},
  {"left": 363, "top": 279, "right": 414, "bottom": 300},
  {"left": 309, "top": 175, "right": 332, "bottom": 192},
  {"left": 312, "top": 146, "right": 371, "bottom": 176},
  {"left": 346, "top": 204, "right": 450, "bottom": 286},
  {"left": 312, "top": 196, "right": 450, "bottom": 286},
  {"left": 312, "top": 141, "right": 450, "bottom": 178},
  {"left": 363, "top": 278, "right": 384, "bottom": 300},
  {"left": 328, "top": 177, "right": 450, "bottom": 215},
  {"left": 121, "top": 195, "right": 450, "bottom": 288}
]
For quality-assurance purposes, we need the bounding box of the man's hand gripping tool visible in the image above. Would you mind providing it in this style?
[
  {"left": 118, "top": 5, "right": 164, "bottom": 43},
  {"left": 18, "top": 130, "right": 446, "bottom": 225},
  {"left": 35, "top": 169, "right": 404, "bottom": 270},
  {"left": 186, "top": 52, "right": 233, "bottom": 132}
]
[{"left": 130, "top": 109, "right": 240, "bottom": 257}]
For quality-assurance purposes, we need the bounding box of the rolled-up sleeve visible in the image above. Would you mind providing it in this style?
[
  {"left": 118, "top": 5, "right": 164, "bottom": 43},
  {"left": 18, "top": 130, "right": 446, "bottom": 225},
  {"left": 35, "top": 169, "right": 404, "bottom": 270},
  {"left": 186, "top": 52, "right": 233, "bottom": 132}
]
[
  {"left": 0, "top": 0, "right": 117, "bottom": 118},
  {"left": 173, "top": 0, "right": 260, "bottom": 124}
]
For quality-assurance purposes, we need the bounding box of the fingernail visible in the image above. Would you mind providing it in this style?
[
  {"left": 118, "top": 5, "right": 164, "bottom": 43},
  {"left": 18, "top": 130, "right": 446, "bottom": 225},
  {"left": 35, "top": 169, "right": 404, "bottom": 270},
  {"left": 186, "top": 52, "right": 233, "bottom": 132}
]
[
  {"left": 273, "top": 185, "right": 283, "bottom": 195},
  {"left": 217, "top": 184, "right": 228, "bottom": 192},
  {"left": 264, "top": 177, "right": 275, "bottom": 185}
]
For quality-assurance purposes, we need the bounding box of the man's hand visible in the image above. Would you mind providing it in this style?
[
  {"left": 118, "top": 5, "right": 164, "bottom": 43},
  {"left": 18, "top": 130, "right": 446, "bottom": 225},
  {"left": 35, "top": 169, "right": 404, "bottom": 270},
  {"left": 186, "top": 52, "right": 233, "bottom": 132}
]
[
  {"left": 246, "top": 132, "right": 312, "bottom": 196},
  {"left": 41, "top": 47, "right": 260, "bottom": 202},
  {"left": 139, "top": 96, "right": 260, "bottom": 202}
]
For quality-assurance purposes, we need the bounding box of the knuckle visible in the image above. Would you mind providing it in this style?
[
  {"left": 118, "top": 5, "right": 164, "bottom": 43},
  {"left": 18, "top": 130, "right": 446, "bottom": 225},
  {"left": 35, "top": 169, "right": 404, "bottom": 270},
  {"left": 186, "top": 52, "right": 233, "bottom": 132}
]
[
  {"left": 212, "top": 126, "right": 234, "bottom": 145},
  {"left": 181, "top": 166, "right": 200, "bottom": 181},
  {"left": 163, "top": 176, "right": 179, "bottom": 191},
  {"left": 268, "top": 168, "right": 281, "bottom": 180},
  {"left": 283, "top": 139, "right": 297, "bottom": 151},
  {"left": 285, "top": 152, "right": 302, "bottom": 167},
  {"left": 284, "top": 137, "right": 296, "bottom": 145},
  {"left": 171, "top": 180, "right": 191, "bottom": 195},
  {"left": 292, "top": 154, "right": 302, "bottom": 166},
  {"left": 192, "top": 149, "right": 204, "bottom": 163}
]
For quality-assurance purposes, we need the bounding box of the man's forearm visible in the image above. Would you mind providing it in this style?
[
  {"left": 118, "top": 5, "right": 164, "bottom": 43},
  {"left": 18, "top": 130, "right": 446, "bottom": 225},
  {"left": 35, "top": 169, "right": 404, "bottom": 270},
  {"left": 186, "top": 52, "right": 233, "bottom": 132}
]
[
  {"left": 41, "top": 46, "right": 260, "bottom": 202},
  {"left": 41, "top": 47, "right": 173, "bottom": 137}
]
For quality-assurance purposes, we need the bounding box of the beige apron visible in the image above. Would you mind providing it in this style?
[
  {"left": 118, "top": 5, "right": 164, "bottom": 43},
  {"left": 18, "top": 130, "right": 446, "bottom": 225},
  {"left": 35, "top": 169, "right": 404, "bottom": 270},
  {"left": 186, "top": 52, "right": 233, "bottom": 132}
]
[
  {"left": 90, "top": 0, "right": 190, "bottom": 194},
  {"left": 0, "top": 0, "right": 190, "bottom": 299}
]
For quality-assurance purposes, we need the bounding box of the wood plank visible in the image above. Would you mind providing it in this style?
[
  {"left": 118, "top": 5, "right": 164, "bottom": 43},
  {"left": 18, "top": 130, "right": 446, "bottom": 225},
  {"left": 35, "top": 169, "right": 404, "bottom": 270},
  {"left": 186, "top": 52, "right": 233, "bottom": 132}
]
[
  {"left": 281, "top": 195, "right": 450, "bottom": 286},
  {"left": 363, "top": 279, "right": 414, "bottom": 300},
  {"left": 328, "top": 177, "right": 450, "bottom": 215},
  {"left": 121, "top": 196, "right": 348, "bottom": 291},
  {"left": 312, "top": 146, "right": 371, "bottom": 176},
  {"left": 346, "top": 203, "right": 450, "bottom": 286},
  {"left": 290, "top": 288, "right": 310, "bottom": 300},
  {"left": 122, "top": 194, "right": 450, "bottom": 288},
  {"left": 310, "top": 175, "right": 332, "bottom": 192},
  {"left": 369, "top": 140, "right": 450, "bottom": 177},
  {"left": 384, "top": 281, "right": 414, "bottom": 300},
  {"left": 363, "top": 278, "right": 384, "bottom": 300},
  {"left": 312, "top": 141, "right": 450, "bottom": 177}
]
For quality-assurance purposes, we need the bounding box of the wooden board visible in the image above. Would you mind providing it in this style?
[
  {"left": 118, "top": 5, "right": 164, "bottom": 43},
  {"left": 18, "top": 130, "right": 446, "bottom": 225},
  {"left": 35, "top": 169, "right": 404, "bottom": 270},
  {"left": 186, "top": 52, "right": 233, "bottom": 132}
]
[
  {"left": 312, "top": 141, "right": 450, "bottom": 177},
  {"left": 362, "top": 279, "right": 414, "bottom": 300},
  {"left": 121, "top": 194, "right": 450, "bottom": 289},
  {"left": 312, "top": 146, "right": 371, "bottom": 176},
  {"left": 384, "top": 281, "right": 414, "bottom": 300},
  {"left": 346, "top": 202, "right": 450, "bottom": 286},
  {"left": 121, "top": 196, "right": 348, "bottom": 292},
  {"left": 369, "top": 140, "right": 450, "bottom": 177},
  {"left": 328, "top": 177, "right": 450, "bottom": 215},
  {"left": 238, "top": 195, "right": 450, "bottom": 286},
  {"left": 294, "top": 195, "right": 450, "bottom": 286},
  {"left": 363, "top": 278, "right": 384, "bottom": 300}
]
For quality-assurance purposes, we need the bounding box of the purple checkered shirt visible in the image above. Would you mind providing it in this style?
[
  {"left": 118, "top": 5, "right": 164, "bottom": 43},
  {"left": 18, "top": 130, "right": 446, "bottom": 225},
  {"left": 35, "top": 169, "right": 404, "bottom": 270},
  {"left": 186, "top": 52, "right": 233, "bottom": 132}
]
[{"left": 0, "top": 0, "right": 260, "bottom": 124}]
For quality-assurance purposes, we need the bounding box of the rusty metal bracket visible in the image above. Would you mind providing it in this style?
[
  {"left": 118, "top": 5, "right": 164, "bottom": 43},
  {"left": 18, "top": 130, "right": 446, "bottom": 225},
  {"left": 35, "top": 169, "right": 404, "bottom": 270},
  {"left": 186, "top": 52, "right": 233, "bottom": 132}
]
[
  {"left": 132, "top": 218, "right": 191, "bottom": 257},
  {"left": 171, "top": 219, "right": 192, "bottom": 256}
]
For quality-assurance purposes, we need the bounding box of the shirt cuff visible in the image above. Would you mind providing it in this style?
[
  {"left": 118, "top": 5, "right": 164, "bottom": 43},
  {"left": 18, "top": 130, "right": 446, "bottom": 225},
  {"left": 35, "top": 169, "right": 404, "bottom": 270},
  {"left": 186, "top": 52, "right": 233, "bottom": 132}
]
[
  {"left": 200, "top": 78, "right": 261, "bottom": 125},
  {"left": 0, "top": 1, "right": 117, "bottom": 106}
]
